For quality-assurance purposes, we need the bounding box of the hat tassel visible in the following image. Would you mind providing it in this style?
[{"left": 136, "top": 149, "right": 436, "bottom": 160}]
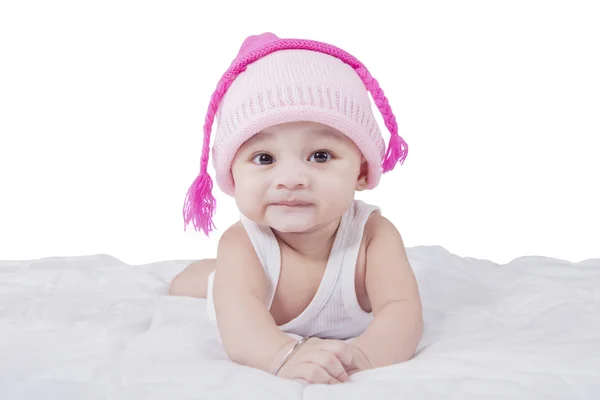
[{"left": 182, "top": 171, "right": 216, "bottom": 236}]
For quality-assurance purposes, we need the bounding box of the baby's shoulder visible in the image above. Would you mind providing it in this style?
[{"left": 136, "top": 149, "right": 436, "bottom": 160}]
[
  {"left": 215, "top": 220, "right": 267, "bottom": 276},
  {"left": 221, "top": 219, "right": 245, "bottom": 236},
  {"left": 363, "top": 210, "right": 402, "bottom": 248},
  {"left": 217, "top": 220, "right": 252, "bottom": 252}
]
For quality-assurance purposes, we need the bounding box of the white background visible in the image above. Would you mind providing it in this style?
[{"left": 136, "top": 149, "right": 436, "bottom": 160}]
[{"left": 1, "top": 1, "right": 598, "bottom": 265}]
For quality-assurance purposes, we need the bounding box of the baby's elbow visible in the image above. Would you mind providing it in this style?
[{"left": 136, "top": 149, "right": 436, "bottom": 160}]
[
  {"left": 223, "top": 342, "right": 245, "bottom": 364},
  {"left": 406, "top": 307, "right": 424, "bottom": 361},
  {"left": 214, "top": 314, "right": 245, "bottom": 362},
  {"left": 416, "top": 308, "right": 424, "bottom": 338}
]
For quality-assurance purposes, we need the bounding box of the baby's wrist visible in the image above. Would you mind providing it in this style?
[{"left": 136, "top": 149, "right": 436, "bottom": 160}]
[
  {"left": 269, "top": 337, "right": 297, "bottom": 374},
  {"left": 348, "top": 340, "right": 373, "bottom": 370}
]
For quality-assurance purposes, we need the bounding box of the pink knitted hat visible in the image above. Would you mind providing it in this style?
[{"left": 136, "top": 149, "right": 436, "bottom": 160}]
[{"left": 183, "top": 32, "right": 408, "bottom": 235}]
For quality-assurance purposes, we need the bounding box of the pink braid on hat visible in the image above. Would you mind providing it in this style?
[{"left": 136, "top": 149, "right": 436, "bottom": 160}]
[{"left": 183, "top": 32, "right": 408, "bottom": 236}]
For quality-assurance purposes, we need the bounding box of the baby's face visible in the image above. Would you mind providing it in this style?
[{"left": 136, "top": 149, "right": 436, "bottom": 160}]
[{"left": 231, "top": 121, "right": 368, "bottom": 233}]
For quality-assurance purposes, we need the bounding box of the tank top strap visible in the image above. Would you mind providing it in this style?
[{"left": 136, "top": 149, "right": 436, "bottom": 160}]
[
  {"left": 339, "top": 200, "right": 380, "bottom": 322},
  {"left": 239, "top": 214, "right": 281, "bottom": 310}
]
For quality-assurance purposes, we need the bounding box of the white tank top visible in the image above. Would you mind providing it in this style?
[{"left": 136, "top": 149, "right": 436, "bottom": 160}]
[{"left": 207, "top": 199, "right": 380, "bottom": 340}]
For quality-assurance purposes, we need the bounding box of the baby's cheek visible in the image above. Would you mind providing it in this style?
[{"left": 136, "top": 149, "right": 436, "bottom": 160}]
[
  {"left": 234, "top": 180, "right": 267, "bottom": 216},
  {"left": 317, "top": 179, "right": 355, "bottom": 213},
  {"left": 320, "top": 173, "right": 356, "bottom": 194}
]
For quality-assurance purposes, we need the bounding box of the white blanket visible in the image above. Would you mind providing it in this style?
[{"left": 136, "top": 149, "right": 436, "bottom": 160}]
[{"left": 1, "top": 246, "right": 599, "bottom": 399}]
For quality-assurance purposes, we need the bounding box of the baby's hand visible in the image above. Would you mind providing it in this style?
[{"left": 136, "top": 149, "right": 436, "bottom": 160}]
[
  {"left": 274, "top": 338, "right": 353, "bottom": 384},
  {"left": 345, "top": 343, "right": 372, "bottom": 375}
]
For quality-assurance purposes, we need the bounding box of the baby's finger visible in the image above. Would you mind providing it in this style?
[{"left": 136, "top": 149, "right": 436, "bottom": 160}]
[
  {"left": 300, "top": 350, "right": 348, "bottom": 382},
  {"left": 296, "top": 362, "right": 341, "bottom": 385},
  {"left": 318, "top": 340, "right": 353, "bottom": 369}
]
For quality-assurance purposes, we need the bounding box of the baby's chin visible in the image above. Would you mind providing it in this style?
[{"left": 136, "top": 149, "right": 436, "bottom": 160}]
[
  {"left": 262, "top": 207, "right": 320, "bottom": 233},
  {"left": 268, "top": 221, "right": 317, "bottom": 234}
]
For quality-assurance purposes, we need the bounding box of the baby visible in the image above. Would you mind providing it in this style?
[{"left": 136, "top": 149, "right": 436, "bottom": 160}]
[{"left": 170, "top": 33, "right": 423, "bottom": 385}]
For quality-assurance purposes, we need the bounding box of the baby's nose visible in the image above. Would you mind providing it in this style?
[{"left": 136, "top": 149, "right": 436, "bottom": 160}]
[{"left": 274, "top": 165, "right": 310, "bottom": 190}]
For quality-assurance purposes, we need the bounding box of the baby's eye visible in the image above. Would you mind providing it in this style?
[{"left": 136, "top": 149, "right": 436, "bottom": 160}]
[
  {"left": 309, "top": 151, "right": 332, "bottom": 163},
  {"left": 252, "top": 153, "right": 275, "bottom": 165}
]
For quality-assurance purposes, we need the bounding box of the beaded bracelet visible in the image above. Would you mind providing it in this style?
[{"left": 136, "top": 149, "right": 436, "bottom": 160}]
[{"left": 273, "top": 337, "right": 310, "bottom": 376}]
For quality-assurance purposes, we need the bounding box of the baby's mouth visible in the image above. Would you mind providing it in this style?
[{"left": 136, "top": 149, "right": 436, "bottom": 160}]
[{"left": 271, "top": 201, "right": 314, "bottom": 207}]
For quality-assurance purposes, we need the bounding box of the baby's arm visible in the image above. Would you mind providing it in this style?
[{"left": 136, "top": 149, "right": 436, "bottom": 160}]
[
  {"left": 212, "top": 222, "right": 294, "bottom": 373},
  {"left": 350, "top": 214, "right": 424, "bottom": 369},
  {"left": 213, "top": 224, "right": 359, "bottom": 383}
]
